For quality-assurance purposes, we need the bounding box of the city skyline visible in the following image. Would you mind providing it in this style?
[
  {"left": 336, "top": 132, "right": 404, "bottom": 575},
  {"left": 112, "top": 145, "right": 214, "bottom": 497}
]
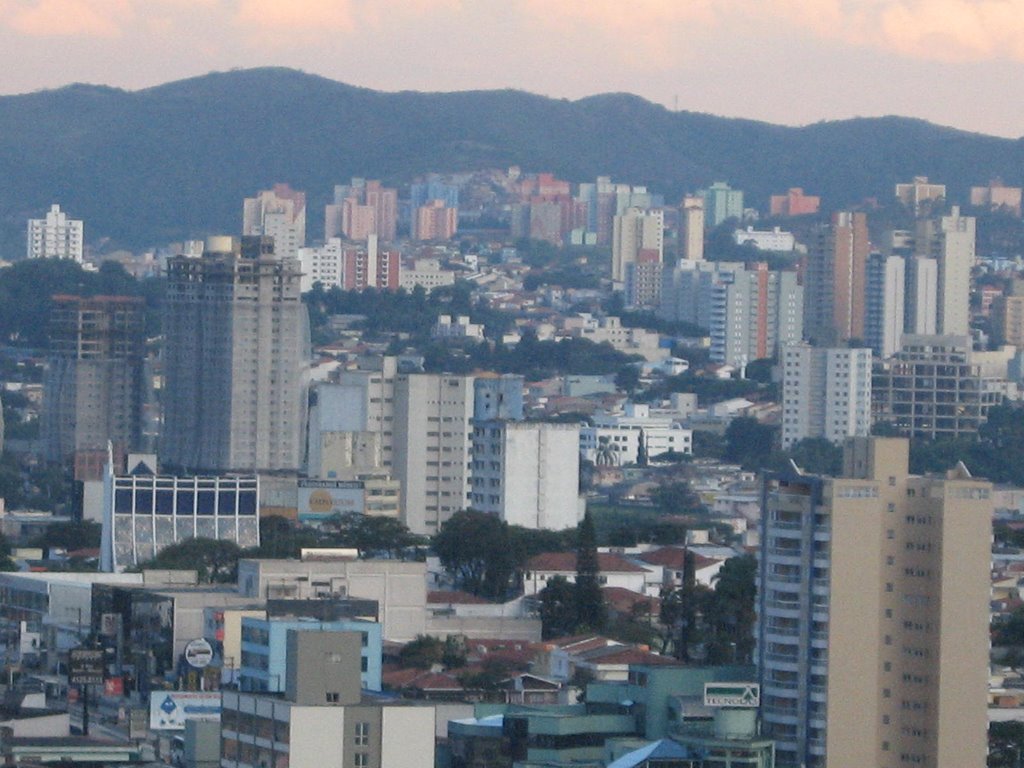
[{"left": 0, "top": 1, "right": 1022, "bottom": 138}]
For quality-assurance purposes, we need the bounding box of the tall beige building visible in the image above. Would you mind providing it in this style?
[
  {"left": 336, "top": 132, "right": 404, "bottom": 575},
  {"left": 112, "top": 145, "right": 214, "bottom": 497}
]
[
  {"left": 612, "top": 207, "right": 663, "bottom": 283},
  {"left": 803, "top": 211, "right": 869, "bottom": 346},
  {"left": 162, "top": 236, "right": 309, "bottom": 473},
  {"left": 758, "top": 437, "right": 991, "bottom": 768},
  {"left": 392, "top": 373, "right": 474, "bottom": 535},
  {"left": 679, "top": 195, "right": 704, "bottom": 262},
  {"left": 993, "top": 279, "right": 1024, "bottom": 347},
  {"left": 929, "top": 206, "right": 975, "bottom": 337}
]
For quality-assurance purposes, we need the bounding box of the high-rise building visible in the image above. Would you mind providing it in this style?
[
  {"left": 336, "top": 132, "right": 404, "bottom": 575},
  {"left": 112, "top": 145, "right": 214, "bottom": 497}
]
[
  {"left": 872, "top": 335, "right": 1004, "bottom": 439},
  {"left": 27, "top": 204, "right": 83, "bottom": 261},
  {"left": 895, "top": 176, "right": 946, "bottom": 214},
  {"left": 392, "top": 373, "right": 474, "bottom": 534},
  {"left": 413, "top": 200, "right": 458, "bottom": 241},
  {"left": 242, "top": 184, "right": 306, "bottom": 260},
  {"left": 660, "top": 261, "right": 802, "bottom": 366},
  {"left": 779, "top": 344, "right": 871, "bottom": 449},
  {"left": 803, "top": 211, "right": 870, "bottom": 346},
  {"left": 612, "top": 207, "right": 663, "bottom": 284},
  {"left": 758, "top": 437, "right": 991, "bottom": 768},
  {"left": 865, "top": 252, "right": 905, "bottom": 357},
  {"left": 42, "top": 295, "right": 145, "bottom": 476},
  {"left": 930, "top": 206, "right": 975, "bottom": 337},
  {"left": 700, "top": 182, "right": 744, "bottom": 228},
  {"left": 298, "top": 236, "right": 400, "bottom": 293},
  {"left": 904, "top": 256, "right": 938, "bottom": 335},
  {"left": 326, "top": 179, "right": 398, "bottom": 242},
  {"left": 624, "top": 249, "right": 663, "bottom": 309},
  {"left": 679, "top": 196, "right": 705, "bottom": 262},
  {"left": 162, "top": 236, "right": 309, "bottom": 473}
]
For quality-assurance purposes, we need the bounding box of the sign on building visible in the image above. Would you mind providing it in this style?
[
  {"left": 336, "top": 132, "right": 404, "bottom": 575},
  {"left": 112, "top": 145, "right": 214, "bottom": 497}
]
[
  {"left": 297, "top": 479, "right": 364, "bottom": 521},
  {"left": 703, "top": 682, "right": 760, "bottom": 708},
  {"left": 149, "top": 691, "right": 222, "bottom": 730},
  {"left": 68, "top": 648, "right": 105, "bottom": 686}
]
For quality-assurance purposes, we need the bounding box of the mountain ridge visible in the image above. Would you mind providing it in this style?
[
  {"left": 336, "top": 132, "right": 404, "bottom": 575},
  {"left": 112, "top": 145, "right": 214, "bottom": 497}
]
[{"left": 0, "top": 67, "right": 1021, "bottom": 253}]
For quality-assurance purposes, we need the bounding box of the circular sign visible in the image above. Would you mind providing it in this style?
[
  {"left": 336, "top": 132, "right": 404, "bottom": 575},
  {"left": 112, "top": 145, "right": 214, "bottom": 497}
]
[
  {"left": 308, "top": 490, "right": 335, "bottom": 514},
  {"left": 183, "top": 638, "right": 214, "bottom": 669}
]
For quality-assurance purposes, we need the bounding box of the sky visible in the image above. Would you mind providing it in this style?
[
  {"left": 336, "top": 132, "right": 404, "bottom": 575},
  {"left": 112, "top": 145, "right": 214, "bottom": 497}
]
[{"left": 1, "top": 0, "right": 1023, "bottom": 138}]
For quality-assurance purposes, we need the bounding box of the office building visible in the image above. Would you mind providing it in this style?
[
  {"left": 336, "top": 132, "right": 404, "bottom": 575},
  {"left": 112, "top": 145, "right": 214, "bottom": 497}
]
[
  {"left": 769, "top": 187, "right": 820, "bottom": 217},
  {"left": 470, "top": 421, "right": 583, "bottom": 531},
  {"left": 612, "top": 207, "right": 663, "bottom": 284},
  {"left": 27, "top": 204, "right": 83, "bottom": 261},
  {"left": 222, "top": 630, "right": 434, "bottom": 768},
  {"left": 758, "top": 437, "right": 991, "bottom": 768},
  {"left": 579, "top": 403, "right": 693, "bottom": 465},
  {"left": 872, "top": 335, "right": 1004, "bottom": 439},
  {"left": 392, "top": 373, "right": 474, "bottom": 534},
  {"left": 679, "top": 196, "right": 705, "bottom": 262},
  {"left": 99, "top": 453, "right": 259, "bottom": 572},
  {"left": 865, "top": 253, "right": 905, "bottom": 357},
  {"left": 779, "top": 344, "right": 872, "bottom": 449},
  {"left": 239, "top": 617, "right": 382, "bottom": 693},
  {"left": 734, "top": 226, "right": 796, "bottom": 252},
  {"left": 700, "top": 182, "right": 744, "bottom": 228},
  {"left": 242, "top": 184, "right": 306, "bottom": 260},
  {"left": 803, "top": 211, "right": 870, "bottom": 346},
  {"left": 162, "top": 236, "right": 309, "bottom": 473},
  {"left": 41, "top": 295, "right": 145, "bottom": 475}
]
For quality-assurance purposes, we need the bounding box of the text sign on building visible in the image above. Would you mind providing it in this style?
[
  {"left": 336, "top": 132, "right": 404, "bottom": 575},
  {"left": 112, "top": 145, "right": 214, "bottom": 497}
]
[
  {"left": 703, "top": 683, "right": 760, "bottom": 708},
  {"left": 297, "top": 479, "right": 364, "bottom": 521},
  {"left": 68, "top": 648, "right": 105, "bottom": 686},
  {"left": 149, "top": 691, "right": 222, "bottom": 730}
]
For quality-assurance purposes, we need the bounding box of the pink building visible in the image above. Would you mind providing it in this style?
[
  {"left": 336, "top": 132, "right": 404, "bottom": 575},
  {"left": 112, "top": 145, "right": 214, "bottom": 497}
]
[
  {"left": 342, "top": 242, "right": 400, "bottom": 291},
  {"left": 770, "top": 188, "right": 821, "bottom": 217},
  {"left": 414, "top": 200, "right": 458, "bottom": 241}
]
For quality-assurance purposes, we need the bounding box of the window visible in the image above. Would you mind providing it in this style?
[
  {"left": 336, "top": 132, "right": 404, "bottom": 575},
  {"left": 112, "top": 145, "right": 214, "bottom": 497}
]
[
  {"left": 354, "top": 753, "right": 369, "bottom": 768},
  {"left": 326, "top": 692, "right": 340, "bottom": 703},
  {"left": 354, "top": 722, "right": 370, "bottom": 746}
]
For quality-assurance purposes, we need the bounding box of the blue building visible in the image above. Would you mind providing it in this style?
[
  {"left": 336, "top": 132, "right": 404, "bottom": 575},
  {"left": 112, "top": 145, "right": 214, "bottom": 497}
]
[{"left": 238, "top": 617, "right": 382, "bottom": 693}]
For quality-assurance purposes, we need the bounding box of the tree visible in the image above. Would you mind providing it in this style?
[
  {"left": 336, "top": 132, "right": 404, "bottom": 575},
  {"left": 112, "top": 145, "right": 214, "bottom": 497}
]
[
  {"left": 0, "top": 532, "right": 17, "bottom": 572},
  {"left": 651, "top": 481, "right": 701, "bottom": 516},
  {"left": 703, "top": 555, "right": 757, "bottom": 664},
  {"left": 785, "top": 438, "right": 843, "bottom": 476},
  {"left": 146, "top": 538, "right": 241, "bottom": 583},
  {"left": 636, "top": 429, "right": 649, "bottom": 467},
  {"left": 538, "top": 576, "right": 578, "bottom": 639},
  {"left": 574, "top": 512, "right": 605, "bottom": 631},
  {"left": 989, "top": 721, "right": 1024, "bottom": 768},
  {"left": 31, "top": 521, "right": 101, "bottom": 555},
  {"left": 434, "top": 510, "right": 517, "bottom": 600},
  {"left": 336, "top": 514, "right": 418, "bottom": 559},
  {"left": 398, "top": 636, "right": 445, "bottom": 669},
  {"left": 615, "top": 365, "right": 641, "bottom": 395},
  {"left": 253, "top": 516, "right": 319, "bottom": 559},
  {"left": 724, "top": 417, "right": 777, "bottom": 469}
]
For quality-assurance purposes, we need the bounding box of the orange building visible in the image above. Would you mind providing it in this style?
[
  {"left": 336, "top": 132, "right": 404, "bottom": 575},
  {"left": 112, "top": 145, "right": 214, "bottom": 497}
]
[{"left": 770, "top": 187, "right": 820, "bottom": 217}]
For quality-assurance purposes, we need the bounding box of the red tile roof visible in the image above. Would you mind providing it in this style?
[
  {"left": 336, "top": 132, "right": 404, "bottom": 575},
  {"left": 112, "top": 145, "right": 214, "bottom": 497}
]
[
  {"left": 602, "top": 586, "right": 660, "bottom": 615},
  {"left": 580, "top": 647, "right": 679, "bottom": 667},
  {"left": 638, "top": 547, "right": 722, "bottom": 570},
  {"left": 527, "top": 552, "right": 647, "bottom": 574}
]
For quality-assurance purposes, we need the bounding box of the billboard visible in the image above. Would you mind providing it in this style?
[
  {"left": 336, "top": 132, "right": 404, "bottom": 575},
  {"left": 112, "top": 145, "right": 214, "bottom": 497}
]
[
  {"left": 68, "top": 648, "right": 105, "bottom": 686},
  {"left": 703, "top": 682, "right": 760, "bottom": 708},
  {"left": 149, "top": 691, "right": 222, "bottom": 730},
  {"left": 297, "top": 479, "right": 364, "bottom": 522}
]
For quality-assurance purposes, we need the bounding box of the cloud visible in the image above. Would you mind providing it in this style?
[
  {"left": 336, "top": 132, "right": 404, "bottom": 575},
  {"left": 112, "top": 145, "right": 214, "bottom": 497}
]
[{"left": 2, "top": 0, "right": 132, "bottom": 37}]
